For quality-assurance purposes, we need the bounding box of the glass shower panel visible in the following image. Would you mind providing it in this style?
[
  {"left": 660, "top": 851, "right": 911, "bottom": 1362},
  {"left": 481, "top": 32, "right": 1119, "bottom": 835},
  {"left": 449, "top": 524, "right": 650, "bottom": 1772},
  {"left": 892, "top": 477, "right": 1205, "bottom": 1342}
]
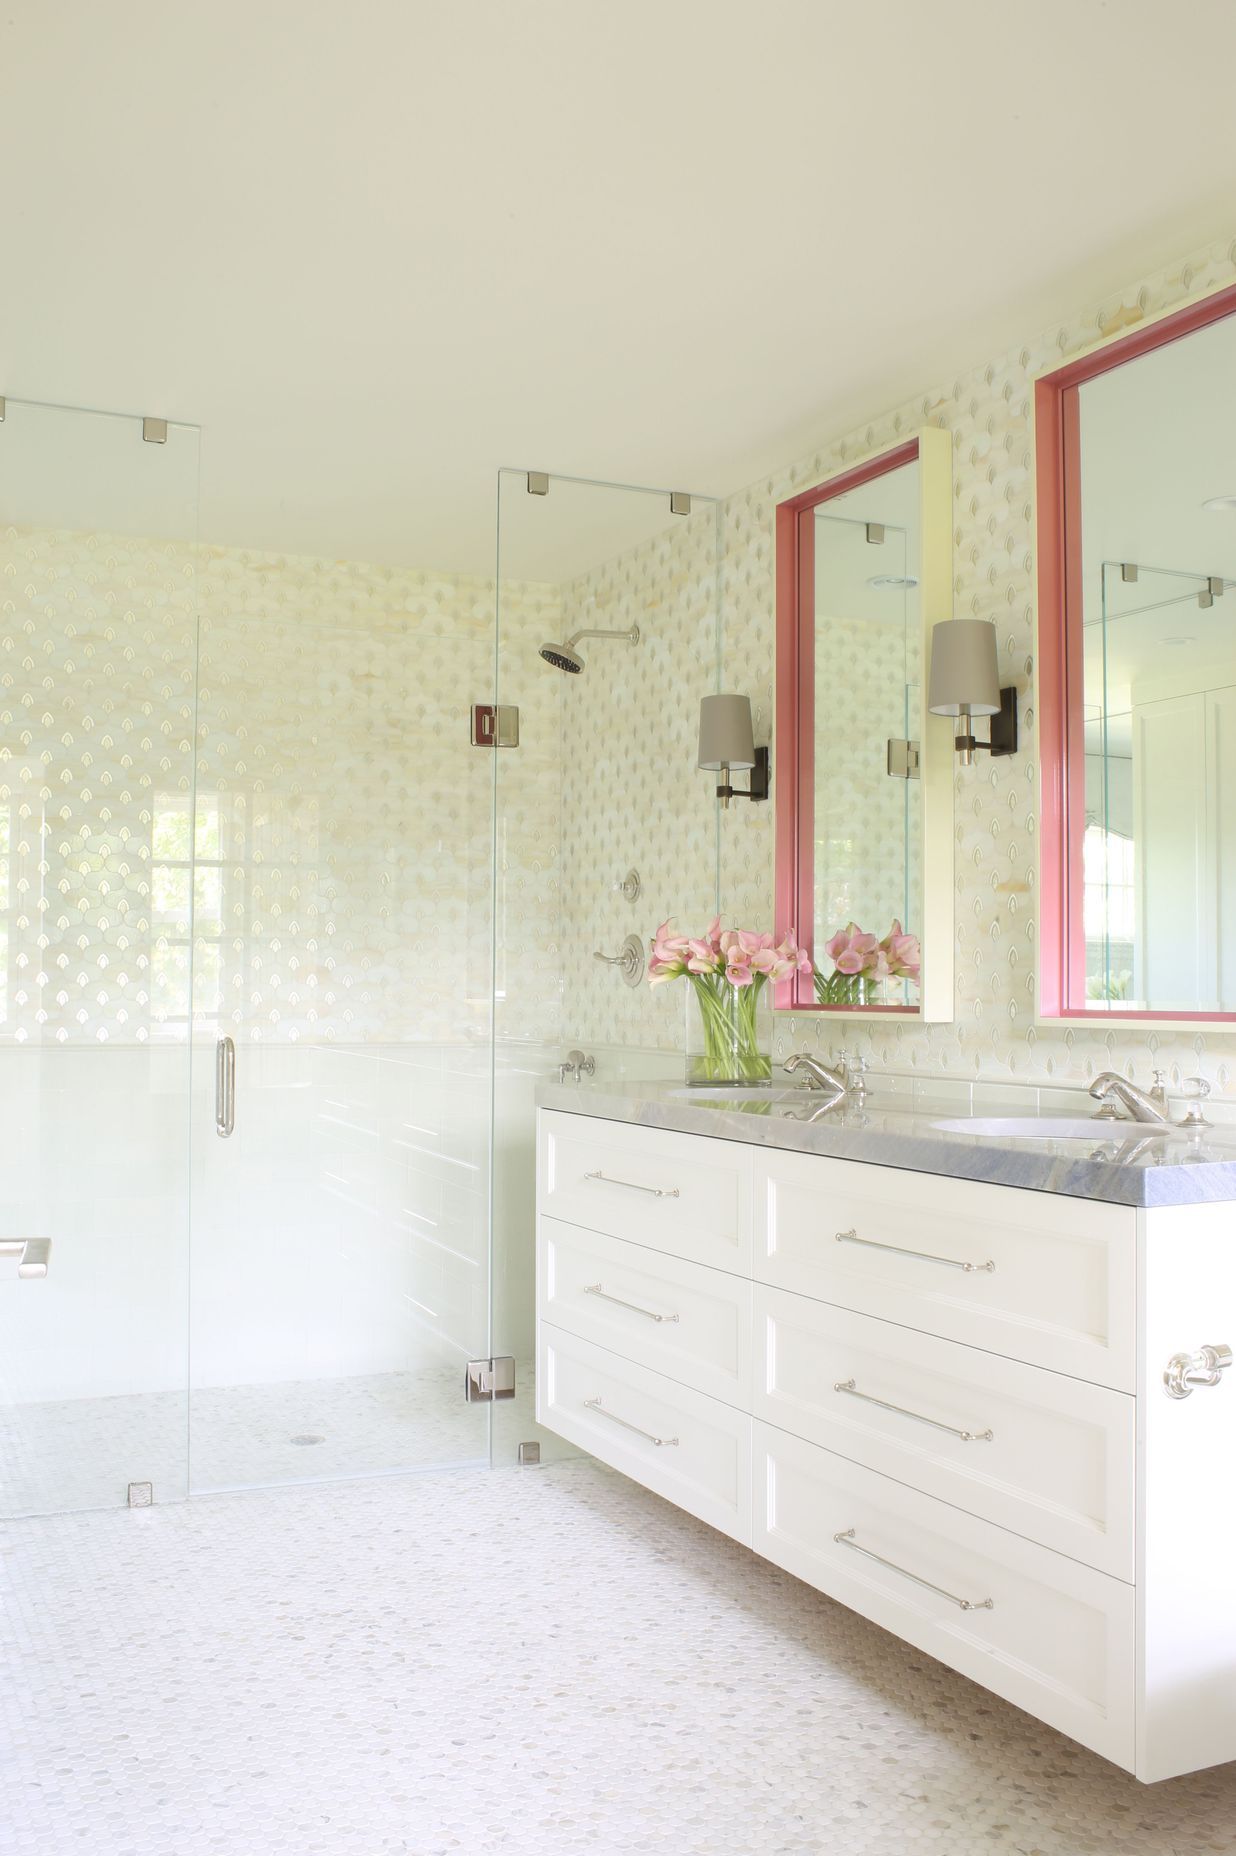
[
  {"left": 187, "top": 567, "right": 495, "bottom": 1488},
  {"left": 0, "top": 399, "right": 200, "bottom": 1517},
  {"left": 490, "top": 469, "right": 722, "bottom": 1468}
]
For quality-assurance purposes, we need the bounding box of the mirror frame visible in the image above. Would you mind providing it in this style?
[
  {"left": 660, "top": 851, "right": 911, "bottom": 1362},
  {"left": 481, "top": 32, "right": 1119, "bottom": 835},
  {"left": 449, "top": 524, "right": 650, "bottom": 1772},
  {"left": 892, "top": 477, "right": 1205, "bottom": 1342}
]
[
  {"left": 773, "top": 426, "right": 955, "bottom": 1018},
  {"left": 1034, "top": 278, "right": 1236, "bottom": 1024}
]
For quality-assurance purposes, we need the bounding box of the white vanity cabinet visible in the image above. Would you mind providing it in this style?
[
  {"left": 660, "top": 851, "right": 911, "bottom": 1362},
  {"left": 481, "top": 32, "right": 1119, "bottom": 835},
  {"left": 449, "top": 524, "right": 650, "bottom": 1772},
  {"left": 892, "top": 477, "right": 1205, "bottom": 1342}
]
[{"left": 535, "top": 1106, "right": 1236, "bottom": 1782}]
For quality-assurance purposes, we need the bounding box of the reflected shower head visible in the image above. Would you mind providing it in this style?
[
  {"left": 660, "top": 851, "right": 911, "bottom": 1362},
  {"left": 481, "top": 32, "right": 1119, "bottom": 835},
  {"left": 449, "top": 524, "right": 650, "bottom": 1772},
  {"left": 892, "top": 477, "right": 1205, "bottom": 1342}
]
[
  {"left": 539, "top": 640, "right": 585, "bottom": 673},
  {"left": 537, "top": 623, "right": 639, "bottom": 674}
]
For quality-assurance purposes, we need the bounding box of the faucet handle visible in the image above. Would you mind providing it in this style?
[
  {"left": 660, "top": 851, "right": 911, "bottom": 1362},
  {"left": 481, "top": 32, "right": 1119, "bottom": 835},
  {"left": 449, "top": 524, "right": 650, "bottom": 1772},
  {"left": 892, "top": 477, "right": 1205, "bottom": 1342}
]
[{"left": 1180, "top": 1076, "right": 1211, "bottom": 1126}]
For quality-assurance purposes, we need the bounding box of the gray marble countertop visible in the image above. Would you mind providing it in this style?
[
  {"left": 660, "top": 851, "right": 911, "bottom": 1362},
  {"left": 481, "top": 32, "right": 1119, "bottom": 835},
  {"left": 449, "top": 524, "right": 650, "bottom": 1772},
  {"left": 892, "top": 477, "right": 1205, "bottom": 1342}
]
[{"left": 535, "top": 1075, "right": 1236, "bottom": 1207}]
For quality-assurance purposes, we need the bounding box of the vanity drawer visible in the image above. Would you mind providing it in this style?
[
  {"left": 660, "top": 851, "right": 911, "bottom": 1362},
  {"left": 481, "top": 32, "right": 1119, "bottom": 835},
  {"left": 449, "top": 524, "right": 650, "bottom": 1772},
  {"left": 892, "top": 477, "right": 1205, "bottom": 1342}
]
[
  {"left": 754, "top": 1288, "right": 1134, "bottom": 1579},
  {"left": 752, "top": 1421, "right": 1134, "bottom": 1769},
  {"left": 755, "top": 1151, "right": 1135, "bottom": 1390},
  {"left": 538, "top": 1217, "right": 752, "bottom": 1408},
  {"left": 538, "top": 1110, "right": 752, "bottom": 1274},
  {"left": 537, "top": 1322, "right": 752, "bottom": 1544}
]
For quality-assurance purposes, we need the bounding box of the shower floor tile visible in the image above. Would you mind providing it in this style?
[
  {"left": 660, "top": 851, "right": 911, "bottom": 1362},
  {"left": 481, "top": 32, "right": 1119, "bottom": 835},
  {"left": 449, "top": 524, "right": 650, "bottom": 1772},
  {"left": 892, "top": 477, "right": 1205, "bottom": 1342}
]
[
  {"left": 4, "top": 1458, "right": 1236, "bottom": 1856},
  {"left": 1, "top": 1363, "right": 543, "bottom": 1516}
]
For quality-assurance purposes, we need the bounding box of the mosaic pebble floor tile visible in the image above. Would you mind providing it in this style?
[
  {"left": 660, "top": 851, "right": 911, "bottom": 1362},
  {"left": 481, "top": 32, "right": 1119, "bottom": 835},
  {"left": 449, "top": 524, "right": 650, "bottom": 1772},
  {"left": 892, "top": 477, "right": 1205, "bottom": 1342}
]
[
  {"left": 1, "top": 1366, "right": 549, "bottom": 1516},
  {"left": 4, "top": 1458, "right": 1236, "bottom": 1855}
]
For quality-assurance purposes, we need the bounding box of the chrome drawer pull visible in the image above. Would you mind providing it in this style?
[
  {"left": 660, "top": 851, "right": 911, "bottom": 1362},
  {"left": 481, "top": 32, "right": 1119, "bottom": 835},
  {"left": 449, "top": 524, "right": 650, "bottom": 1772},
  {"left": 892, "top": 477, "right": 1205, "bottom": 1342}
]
[
  {"left": 835, "top": 1227, "right": 995, "bottom": 1274},
  {"left": 584, "top": 1396, "right": 678, "bottom": 1447},
  {"left": 834, "top": 1379, "right": 993, "bottom": 1443},
  {"left": 585, "top": 1283, "right": 679, "bottom": 1323},
  {"left": 833, "top": 1529, "right": 994, "bottom": 1611},
  {"left": 584, "top": 1170, "right": 680, "bottom": 1199}
]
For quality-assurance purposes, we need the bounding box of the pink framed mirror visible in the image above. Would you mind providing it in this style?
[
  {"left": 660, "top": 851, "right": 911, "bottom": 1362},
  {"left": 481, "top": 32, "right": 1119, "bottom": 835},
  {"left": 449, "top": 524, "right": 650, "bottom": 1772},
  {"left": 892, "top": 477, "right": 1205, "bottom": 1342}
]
[
  {"left": 1036, "top": 281, "right": 1236, "bottom": 1022},
  {"left": 773, "top": 429, "right": 954, "bottom": 1018}
]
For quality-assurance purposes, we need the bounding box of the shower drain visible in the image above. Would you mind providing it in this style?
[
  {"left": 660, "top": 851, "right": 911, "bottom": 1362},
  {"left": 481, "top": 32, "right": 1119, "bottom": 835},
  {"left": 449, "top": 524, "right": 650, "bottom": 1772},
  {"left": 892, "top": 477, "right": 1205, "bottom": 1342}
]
[{"left": 289, "top": 1433, "right": 326, "bottom": 1446}]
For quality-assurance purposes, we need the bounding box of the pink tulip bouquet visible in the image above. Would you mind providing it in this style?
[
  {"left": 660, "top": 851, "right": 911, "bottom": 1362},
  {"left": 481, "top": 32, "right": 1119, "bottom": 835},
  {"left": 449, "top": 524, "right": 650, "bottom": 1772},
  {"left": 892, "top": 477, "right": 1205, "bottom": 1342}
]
[
  {"left": 650, "top": 917, "right": 812, "bottom": 1084},
  {"left": 814, "top": 919, "right": 921, "bottom": 1006}
]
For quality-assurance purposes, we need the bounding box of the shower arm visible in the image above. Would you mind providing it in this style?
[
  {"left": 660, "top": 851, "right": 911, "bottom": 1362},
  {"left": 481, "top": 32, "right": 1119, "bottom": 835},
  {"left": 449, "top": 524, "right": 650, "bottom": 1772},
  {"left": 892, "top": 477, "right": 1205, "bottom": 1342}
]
[{"left": 565, "top": 625, "right": 640, "bottom": 648}]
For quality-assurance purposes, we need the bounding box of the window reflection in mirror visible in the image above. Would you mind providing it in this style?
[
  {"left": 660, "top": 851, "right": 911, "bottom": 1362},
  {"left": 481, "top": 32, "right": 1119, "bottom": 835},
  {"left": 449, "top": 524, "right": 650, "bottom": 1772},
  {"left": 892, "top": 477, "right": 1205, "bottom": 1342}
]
[
  {"left": 811, "top": 463, "right": 922, "bottom": 1008},
  {"left": 1077, "top": 310, "right": 1236, "bottom": 1013}
]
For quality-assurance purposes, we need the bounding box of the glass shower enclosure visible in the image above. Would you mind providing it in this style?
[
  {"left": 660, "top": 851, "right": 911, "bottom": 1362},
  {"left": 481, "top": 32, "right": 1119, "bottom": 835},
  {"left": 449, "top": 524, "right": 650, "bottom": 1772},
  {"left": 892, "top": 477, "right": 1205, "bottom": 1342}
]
[
  {"left": 0, "top": 411, "right": 723, "bottom": 1517},
  {"left": 0, "top": 398, "right": 497, "bottom": 1516}
]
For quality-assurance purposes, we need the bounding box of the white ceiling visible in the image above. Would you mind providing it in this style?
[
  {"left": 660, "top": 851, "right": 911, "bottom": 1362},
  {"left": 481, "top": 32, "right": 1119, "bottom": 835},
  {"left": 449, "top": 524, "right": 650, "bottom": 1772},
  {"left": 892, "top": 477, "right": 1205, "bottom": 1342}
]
[{"left": 4, "top": 1, "right": 1236, "bottom": 576}]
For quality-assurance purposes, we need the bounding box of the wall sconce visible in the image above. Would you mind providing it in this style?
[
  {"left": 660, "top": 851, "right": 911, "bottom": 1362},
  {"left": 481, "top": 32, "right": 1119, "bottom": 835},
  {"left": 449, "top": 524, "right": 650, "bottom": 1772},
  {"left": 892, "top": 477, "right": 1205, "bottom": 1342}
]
[
  {"left": 698, "top": 694, "right": 770, "bottom": 807},
  {"left": 927, "top": 619, "right": 1018, "bottom": 765}
]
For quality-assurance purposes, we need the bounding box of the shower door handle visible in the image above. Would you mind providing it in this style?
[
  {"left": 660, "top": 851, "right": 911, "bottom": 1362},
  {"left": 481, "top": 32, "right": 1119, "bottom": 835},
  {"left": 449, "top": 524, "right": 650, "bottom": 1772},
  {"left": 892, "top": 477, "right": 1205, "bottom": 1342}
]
[
  {"left": 0, "top": 1237, "right": 51, "bottom": 1278},
  {"left": 215, "top": 1036, "right": 236, "bottom": 1138}
]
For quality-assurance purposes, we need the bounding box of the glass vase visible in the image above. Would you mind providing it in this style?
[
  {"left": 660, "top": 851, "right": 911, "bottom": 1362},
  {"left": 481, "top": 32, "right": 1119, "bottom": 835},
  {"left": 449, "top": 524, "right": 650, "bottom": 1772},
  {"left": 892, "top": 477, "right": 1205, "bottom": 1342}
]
[
  {"left": 813, "top": 969, "right": 885, "bottom": 1008},
  {"left": 685, "top": 975, "right": 773, "bottom": 1087}
]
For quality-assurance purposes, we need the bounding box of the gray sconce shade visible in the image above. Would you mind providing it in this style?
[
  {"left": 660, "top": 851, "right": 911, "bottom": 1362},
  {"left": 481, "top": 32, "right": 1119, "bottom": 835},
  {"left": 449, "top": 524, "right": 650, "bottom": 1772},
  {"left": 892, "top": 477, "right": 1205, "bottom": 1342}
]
[
  {"left": 928, "top": 619, "right": 1001, "bottom": 717},
  {"left": 698, "top": 694, "right": 756, "bottom": 770}
]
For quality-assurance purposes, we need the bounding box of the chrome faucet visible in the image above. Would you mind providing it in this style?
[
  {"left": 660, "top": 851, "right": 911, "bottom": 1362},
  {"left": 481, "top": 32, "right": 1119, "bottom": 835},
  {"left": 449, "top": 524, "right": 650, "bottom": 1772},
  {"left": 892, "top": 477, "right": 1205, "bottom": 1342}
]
[
  {"left": 1088, "top": 1069, "right": 1170, "bottom": 1124},
  {"left": 784, "top": 1052, "right": 847, "bottom": 1107}
]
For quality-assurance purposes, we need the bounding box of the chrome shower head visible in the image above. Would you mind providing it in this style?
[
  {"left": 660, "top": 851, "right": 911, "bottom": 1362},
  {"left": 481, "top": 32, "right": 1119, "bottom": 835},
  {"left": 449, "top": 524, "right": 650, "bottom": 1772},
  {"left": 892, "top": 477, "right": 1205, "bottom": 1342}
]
[
  {"left": 539, "top": 641, "right": 585, "bottom": 674},
  {"left": 537, "top": 624, "right": 639, "bottom": 675}
]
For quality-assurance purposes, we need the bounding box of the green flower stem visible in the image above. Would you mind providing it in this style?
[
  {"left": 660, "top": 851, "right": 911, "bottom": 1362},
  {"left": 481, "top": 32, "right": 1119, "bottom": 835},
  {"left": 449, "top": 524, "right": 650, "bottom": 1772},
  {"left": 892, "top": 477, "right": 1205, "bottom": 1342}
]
[{"left": 688, "top": 973, "right": 772, "bottom": 1084}]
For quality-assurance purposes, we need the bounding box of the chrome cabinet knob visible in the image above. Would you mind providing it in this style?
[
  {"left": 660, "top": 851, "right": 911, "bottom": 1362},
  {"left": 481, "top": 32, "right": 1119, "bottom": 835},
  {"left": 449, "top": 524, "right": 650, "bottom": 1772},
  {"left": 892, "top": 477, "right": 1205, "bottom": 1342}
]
[{"left": 1164, "top": 1342, "right": 1233, "bottom": 1399}]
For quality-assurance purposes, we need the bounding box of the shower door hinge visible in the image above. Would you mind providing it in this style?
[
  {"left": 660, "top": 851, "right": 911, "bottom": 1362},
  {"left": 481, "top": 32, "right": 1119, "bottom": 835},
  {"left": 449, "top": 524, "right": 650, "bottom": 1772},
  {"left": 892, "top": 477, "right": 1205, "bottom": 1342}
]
[
  {"left": 471, "top": 704, "right": 520, "bottom": 748},
  {"left": 465, "top": 1356, "right": 516, "bottom": 1402},
  {"left": 886, "top": 738, "right": 920, "bottom": 779}
]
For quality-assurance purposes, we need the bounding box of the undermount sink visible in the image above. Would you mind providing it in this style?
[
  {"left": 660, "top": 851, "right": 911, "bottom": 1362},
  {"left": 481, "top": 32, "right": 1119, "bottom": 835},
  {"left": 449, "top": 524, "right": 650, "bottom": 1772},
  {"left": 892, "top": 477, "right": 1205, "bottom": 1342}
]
[
  {"left": 668, "top": 1084, "right": 796, "bottom": 1102},
  {"left": 933, "top": 1115, "right": 1175, "bottom": 1141}
]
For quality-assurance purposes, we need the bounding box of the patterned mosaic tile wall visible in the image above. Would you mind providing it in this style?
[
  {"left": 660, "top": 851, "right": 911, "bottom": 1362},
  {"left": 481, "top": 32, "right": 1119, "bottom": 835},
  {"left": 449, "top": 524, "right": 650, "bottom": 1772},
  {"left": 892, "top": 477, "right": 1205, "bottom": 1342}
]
[
  {"left": 710, "top": 232, "right": 1236, "bottom": 1090},
  {"left": 556, "top": 500, "right": 721, "bottom": 1052},
  {"left": 0, "top": 529, "right": 564, "bottom": 1048}
]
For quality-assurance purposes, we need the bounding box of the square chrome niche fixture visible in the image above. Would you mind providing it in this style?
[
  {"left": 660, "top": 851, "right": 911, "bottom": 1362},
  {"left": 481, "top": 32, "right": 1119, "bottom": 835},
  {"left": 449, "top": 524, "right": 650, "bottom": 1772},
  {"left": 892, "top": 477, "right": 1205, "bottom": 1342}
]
[
  {"left": 698, "top": 694, "right": 770, "bottom": 807},
  {"left": 927, "top": 619, "right": 1018, "bottom": 765}
]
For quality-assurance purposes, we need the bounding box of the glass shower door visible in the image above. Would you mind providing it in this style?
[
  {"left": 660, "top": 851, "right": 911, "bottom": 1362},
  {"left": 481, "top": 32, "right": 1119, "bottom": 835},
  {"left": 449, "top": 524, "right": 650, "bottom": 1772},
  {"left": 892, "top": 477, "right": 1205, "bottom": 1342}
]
[
  {"left": 186, "top": 576, "right": 496, "bottom": 1489},
  {"left": 0, "top": 399, "right": 200, "bottom": 1517}
]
